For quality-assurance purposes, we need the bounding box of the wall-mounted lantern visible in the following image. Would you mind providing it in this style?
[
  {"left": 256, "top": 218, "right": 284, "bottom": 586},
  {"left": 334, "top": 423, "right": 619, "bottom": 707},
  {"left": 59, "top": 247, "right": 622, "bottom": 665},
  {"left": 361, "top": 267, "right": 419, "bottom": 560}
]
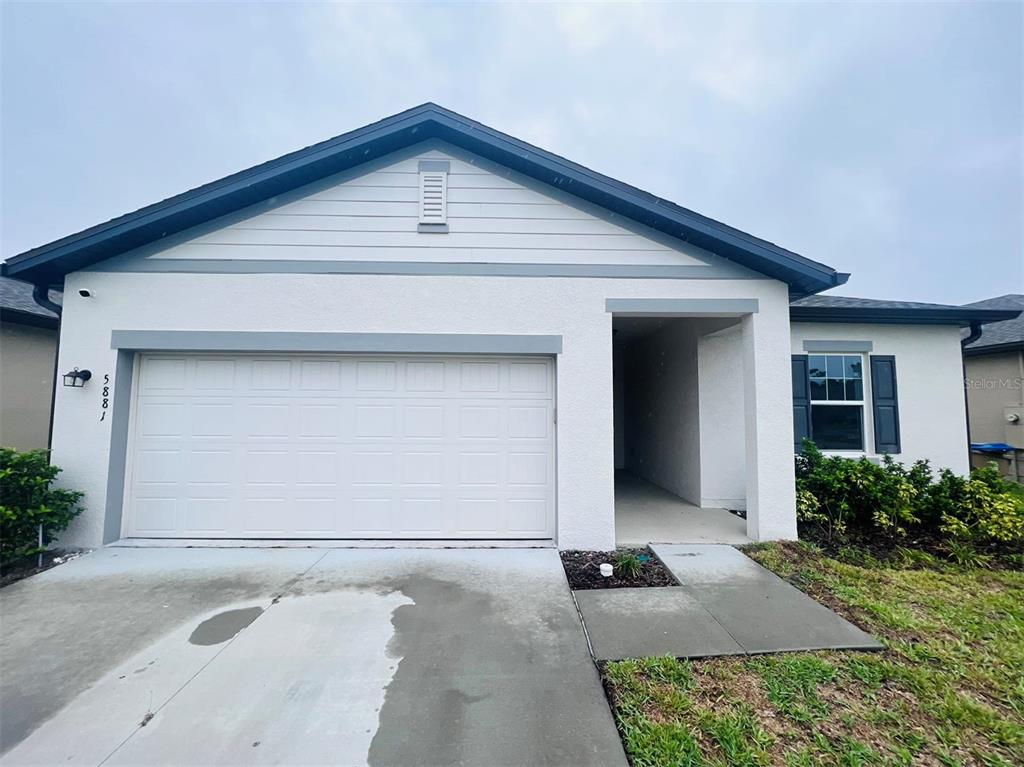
[{"left": 62, "top": 368, "right": 92, "bottom": 388}]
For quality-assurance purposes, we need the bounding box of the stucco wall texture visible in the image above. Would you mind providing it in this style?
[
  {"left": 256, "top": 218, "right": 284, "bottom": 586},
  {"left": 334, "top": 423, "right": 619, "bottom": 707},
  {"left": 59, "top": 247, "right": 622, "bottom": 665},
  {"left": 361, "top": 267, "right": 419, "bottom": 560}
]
[
  {"left": 0, "top": 322, "right": 57, "bottom": 450},
  {"left": 965, "top": 350, "right": 1024, "bottom": 447},
  {"left": 52, "top": 270, "right": 796, "bottom": 549},
  {"left": 790, "top": 322, "right": 970, "bottom": 474}
]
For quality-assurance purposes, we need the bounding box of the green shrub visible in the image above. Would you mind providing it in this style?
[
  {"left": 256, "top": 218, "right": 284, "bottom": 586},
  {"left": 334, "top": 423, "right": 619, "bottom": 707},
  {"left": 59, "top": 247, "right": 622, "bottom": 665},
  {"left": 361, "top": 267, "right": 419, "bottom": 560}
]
[
  {"left": 0, "top": 448, "right": 84, "bottom": 566},
  {"left": 939, "top": 464, "right": 1024, "bottom": 547},
  {"left": 795, "top": 441, "right": 917, "bottom": 543},
  {"left": 795, "top": 444, "right": 1024, "bottom": 556}
]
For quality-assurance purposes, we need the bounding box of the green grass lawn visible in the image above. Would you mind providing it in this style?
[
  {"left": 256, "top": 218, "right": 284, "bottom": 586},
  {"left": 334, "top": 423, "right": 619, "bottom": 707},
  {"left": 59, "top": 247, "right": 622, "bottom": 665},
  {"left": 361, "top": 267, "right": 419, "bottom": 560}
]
[{"left": 601, "top": 542, "right": 1024, "bottom": 767}]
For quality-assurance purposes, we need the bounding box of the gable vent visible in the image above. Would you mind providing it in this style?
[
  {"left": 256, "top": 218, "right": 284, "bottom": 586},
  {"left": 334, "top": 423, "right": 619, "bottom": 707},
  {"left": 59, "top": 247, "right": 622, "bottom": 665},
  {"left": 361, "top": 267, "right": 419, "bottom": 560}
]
[{"left": 418, "top": 160, "right": 449, "bottom": 232}]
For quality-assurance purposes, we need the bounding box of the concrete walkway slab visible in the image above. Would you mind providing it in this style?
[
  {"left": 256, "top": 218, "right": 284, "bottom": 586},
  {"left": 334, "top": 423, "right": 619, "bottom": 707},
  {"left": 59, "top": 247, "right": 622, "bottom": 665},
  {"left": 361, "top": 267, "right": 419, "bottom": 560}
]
[
  {"left": 1, "top": 547, "right": 627, "bottom": 767},
  {"left": 652, "top": 544, "right": 883, "bottom": 654},
  {"left": 573, "top": 588, "right": 744, "bottom": 661}
]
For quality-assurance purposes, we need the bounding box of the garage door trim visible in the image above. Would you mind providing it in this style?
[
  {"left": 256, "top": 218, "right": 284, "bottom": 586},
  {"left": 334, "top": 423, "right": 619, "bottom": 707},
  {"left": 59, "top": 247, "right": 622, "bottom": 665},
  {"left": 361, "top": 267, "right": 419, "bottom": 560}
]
[{"left": 110, "top": 330, "right": 563, "bottom": 355}]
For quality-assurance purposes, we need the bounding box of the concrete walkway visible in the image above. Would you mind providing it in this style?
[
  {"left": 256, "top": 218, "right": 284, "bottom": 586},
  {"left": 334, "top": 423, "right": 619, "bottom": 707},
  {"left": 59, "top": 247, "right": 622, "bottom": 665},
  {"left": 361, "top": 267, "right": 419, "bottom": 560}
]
[
  {"left": 615, "top": 474, "right": 750, "bottom": 546},
  {"left": 1, "top": 548, "right": 626, "bottom": 767},
  {"left": 575, "top": 544, "right": 882, "bottom": 661}
]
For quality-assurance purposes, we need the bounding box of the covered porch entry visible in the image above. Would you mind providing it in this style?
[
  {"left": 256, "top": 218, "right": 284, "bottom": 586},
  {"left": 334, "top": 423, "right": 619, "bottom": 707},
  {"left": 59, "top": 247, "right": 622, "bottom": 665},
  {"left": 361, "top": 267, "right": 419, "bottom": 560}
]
[
  {"left": 608, "top": 298, "right": 795, "bottom": 545},
  {"left": 614, "top": 473, "right": 749, "bottom": 545}
]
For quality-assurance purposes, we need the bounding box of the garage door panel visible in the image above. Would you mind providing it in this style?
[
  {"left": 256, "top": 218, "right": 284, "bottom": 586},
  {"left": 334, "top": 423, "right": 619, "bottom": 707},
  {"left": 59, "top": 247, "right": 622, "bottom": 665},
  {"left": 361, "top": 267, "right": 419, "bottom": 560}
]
[
  {"left": 405, "top": 361, "right": 445, "bottom": 391},
  {"left": 348, "top": 497, "right": 395, "bottom": 534},
  {"left": 251, "top": 359, "right": 293, "bottom": 390},
  {"left": 126, "top": 354, "right": 554, "bottom": 539},
  {"left": 299, "top": 359, "right": 342, "bottom": 390},
  {"left": 138, "top": 403, "right": 186, "bottom": 438},
  {"left": 194, "top": 359, "right": 237, "bottom": 390},
  {"left": 131, "top": 496, "right": 179, "bottom": 533},
  {"left": 508, "top": 453, "right": 548, "bottom": 485},
  {"left": 459, "top": 406, "right": 501, "bottom": 438},
  {"left": 186, "top": 450, "right": 232, "bottom": 484},
  {"left": 139, "top": 358, "right": 187, "bottom": 391},
  {"left": 183, "top": 498, "right": 231, "bottom": 533},
  {"left": 295, "top": 450, "right": 341, "bottom": 486},
  {"left": 507, "top": 499, "right": 549, "bottom": 534},
  {"left": 354, "top": 405, "right": 397, "bottom": 437},
  {"left": 191, "top": 404, "right": 235, "bottom": 437},
  {"left": 402, "top": 405, "right": 445, "bottom": 438}
]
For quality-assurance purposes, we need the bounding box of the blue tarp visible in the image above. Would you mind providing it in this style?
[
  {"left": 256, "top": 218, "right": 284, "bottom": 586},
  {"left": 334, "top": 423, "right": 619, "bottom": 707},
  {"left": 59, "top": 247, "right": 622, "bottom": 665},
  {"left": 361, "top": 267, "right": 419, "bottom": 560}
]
[{"left": 970, "top": 442, "right": 1018, "bottom": 454}]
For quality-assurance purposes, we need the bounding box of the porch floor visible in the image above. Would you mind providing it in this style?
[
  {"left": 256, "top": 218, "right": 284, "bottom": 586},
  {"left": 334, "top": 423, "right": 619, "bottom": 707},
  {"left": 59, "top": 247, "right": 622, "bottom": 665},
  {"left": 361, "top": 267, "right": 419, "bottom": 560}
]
[{"left": 615, "top": 473, "right": 751, "bottom": 546}]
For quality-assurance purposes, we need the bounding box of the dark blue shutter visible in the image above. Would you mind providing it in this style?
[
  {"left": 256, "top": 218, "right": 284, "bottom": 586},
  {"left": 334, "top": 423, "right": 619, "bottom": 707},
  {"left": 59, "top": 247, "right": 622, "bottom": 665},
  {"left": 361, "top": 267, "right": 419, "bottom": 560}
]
[
  {"left": 870, "top": 355, "right": 901, "bottom": 454},
  {"left": 792, "top": 355, "right": 811, "bottom": 452}
]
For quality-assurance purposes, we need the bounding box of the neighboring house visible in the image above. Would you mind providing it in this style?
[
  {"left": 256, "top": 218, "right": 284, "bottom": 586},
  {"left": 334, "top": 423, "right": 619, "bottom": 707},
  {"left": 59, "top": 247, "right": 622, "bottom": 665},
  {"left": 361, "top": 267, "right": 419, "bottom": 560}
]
[
  {"left": 962, "top": 294, "right": 1024, "bottom": 481},
  {"left": 1, "top": 104, "right": 1017, "bottom": 550},
  {"left": 0, "top": 277, "right": 59, "bottom": 450}
]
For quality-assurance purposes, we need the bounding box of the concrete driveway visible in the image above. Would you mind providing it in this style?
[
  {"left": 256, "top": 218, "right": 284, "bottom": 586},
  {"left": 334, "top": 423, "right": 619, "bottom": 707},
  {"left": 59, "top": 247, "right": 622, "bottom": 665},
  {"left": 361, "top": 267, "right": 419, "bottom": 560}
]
[{"left": 1, "top": 547, "right": 626, "bottom": 767}]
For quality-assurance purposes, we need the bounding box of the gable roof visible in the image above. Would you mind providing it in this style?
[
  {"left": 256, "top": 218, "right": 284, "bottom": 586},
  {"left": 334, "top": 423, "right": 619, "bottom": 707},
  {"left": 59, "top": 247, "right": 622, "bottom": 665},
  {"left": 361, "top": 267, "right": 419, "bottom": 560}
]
[
  {"left": 1, "top": 103, "right": 847, "bottom": 297},
  {"left": 962, "top": 294, "right": 1024, "bottom": 354},
  {"left": 790, "top": 294, "right": 1021, "bottom": 327},
  {"left": 0, "top": 276, "right": 60, "bottom": 329}
]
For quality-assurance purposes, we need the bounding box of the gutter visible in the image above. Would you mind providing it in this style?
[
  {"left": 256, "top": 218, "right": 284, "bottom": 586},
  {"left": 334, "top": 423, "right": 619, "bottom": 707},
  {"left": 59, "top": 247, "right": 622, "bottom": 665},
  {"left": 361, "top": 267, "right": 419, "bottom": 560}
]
[
  {"left": 31, "top": 284, "right": 62, "bottom": 451},
  {"left": 960, "top": 321, "right": 984, "bottom": 470}
]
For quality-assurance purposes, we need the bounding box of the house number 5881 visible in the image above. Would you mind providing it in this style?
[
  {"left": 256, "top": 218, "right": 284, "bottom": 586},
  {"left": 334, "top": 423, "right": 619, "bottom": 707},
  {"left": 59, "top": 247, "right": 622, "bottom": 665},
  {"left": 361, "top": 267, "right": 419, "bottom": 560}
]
[{"left": 99, "top": 374, "right": 110, "bottom": 421}]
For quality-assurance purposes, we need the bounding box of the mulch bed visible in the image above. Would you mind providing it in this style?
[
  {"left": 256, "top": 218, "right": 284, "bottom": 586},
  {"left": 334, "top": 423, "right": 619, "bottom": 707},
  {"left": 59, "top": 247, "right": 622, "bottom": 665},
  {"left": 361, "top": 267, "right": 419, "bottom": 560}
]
[
  {"left": 560, "top": 547, "right": 678, "bottom": 590},
  {"left": 0, "top": 550, "right": 79, "bottom": 589},
  {"left": 796, "top": 525, "right": 1022, "bottom": 568}
]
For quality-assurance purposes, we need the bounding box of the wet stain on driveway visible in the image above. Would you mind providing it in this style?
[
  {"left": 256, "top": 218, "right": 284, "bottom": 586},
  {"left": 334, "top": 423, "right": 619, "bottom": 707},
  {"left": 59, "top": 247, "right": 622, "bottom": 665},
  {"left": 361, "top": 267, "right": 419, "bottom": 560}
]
[
  {"left": 188, "top": 607, "right": 264, "bottom": 646},
  {"left": 367, "top": 573, "right": 621, "bottom": 767}
]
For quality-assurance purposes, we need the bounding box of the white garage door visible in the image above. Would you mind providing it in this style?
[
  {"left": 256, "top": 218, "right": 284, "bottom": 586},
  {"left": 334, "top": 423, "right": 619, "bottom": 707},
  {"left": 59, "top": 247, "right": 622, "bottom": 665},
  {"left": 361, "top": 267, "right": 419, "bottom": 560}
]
[{"left": 125, "top": 353, "right": 555, "bottom": 540}]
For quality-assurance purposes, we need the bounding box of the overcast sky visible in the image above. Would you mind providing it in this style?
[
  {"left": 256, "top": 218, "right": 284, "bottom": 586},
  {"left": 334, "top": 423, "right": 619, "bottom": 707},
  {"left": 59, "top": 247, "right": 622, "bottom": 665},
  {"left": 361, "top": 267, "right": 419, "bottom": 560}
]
[{"left": 2, "top": 1, "right": 1021, "bottom": 304}]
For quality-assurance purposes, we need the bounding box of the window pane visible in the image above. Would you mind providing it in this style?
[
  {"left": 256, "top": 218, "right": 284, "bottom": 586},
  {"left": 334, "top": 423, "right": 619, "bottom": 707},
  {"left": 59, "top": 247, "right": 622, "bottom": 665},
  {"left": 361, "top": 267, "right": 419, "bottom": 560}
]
[
  {"left": 826, "top": 356, "right": 844, "bottom": 377},
  {"left": 844, "top": 356, "right": 862, "bottom": 379},
  {"left": 808, "top": 356, "right": 827, "bottom": 378},
  {"left": 810, "top": 379, "right": 827, "bottom": 400},
  {"left": 845, "top": 379, "right": 863, "bottom": 400},
  {"left": 811, "top": 405, "right": 864, "bottom": 450},
  {"left": 827, "top": 378, "right": 846, "bottom": 400}
]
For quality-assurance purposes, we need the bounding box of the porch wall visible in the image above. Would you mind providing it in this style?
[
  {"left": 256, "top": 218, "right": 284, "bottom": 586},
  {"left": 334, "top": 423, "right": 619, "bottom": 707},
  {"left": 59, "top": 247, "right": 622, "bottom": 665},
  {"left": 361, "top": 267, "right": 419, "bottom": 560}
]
[
  {"left": 623, "top": 322, "right": 702, "bottom": 503},
  {"left": 697, "top": 326, "right": 747, "bottom": 508}
]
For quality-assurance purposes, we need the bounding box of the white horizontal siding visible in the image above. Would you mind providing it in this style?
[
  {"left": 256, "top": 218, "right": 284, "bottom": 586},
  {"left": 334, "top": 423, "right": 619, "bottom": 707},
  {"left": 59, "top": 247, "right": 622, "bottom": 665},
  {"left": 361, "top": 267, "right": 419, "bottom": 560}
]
[
  {"left": 163, "top": 243, "right": 696, "bottom": 265},
  {"left": 149, "top": 148, "right": 719, "bottom": 268}
]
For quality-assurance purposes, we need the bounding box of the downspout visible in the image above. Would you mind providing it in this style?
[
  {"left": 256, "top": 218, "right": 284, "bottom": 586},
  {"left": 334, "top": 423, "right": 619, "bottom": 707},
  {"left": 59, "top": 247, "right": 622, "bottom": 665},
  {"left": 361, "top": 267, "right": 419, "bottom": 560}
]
[
  {"left": 32, "top": 284, "right": 62, "bottom": 451},
  {"left": 961, "top": 321, "right": 983, "bottom": 471}
]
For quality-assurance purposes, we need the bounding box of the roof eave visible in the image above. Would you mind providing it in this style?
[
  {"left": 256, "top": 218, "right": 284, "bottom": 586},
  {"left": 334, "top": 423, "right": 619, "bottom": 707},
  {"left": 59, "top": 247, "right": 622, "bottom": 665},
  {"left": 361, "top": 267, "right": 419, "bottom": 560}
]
[
  {"left": 963, "top": 341, "right": 1024, "bottom": 357},
  {"left": 790, "top": 306, "right": 1022, "bottom": 326},
  {"left": 0, "top": 306, "right": 59, "bottom": 330},
  {"left": 1, "top": 104, "right": 845, "bottom": 295}
]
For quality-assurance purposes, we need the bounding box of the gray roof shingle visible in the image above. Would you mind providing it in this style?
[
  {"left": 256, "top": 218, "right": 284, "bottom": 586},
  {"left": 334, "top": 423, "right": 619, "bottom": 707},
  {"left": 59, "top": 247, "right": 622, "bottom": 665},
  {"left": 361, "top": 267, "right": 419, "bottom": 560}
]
[
  {"left": 962, "top": 294, "right": 1024, "bottom": 351},
  {"left": 790, "top": 293, "right": 1021, "bottom": 327},
  {"left": 0, "top": 277, "right": 60, "bottom": 319},
  {"left": 791, "top": 295, "right": 965, "bottom": 311}
]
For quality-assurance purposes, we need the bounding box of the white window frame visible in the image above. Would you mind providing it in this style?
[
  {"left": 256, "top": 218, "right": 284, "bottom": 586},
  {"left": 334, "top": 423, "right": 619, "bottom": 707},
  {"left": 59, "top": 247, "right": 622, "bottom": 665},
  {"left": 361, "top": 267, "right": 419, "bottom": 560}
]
[{"left": 808, "top": 352, "right": 869, "bottom": 454}]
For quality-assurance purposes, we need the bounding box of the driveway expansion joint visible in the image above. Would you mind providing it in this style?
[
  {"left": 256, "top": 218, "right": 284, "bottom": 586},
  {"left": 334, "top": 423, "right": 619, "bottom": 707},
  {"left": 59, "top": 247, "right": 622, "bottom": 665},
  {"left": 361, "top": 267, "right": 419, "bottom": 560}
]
[{"left": 95, "top": 550, "right": 331, "bottom": 766}]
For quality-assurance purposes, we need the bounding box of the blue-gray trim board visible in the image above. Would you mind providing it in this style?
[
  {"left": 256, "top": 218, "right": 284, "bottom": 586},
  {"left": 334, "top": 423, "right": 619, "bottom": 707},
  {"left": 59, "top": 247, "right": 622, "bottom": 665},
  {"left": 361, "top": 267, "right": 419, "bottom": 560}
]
[
  {"left": 418, "top": 159, "right": 450, "bottom": 172},
  {"left": 86, "top": 258, "right": 757, "bottom": 280},
  {"left": 110, "top": 330, "right": 563, "bottom": 355},
  {"left": 605, "top": 298, "right": 759, "bottom": 316},
  {"left": 103, "top": 349, "right": 134, "bottom": 544},
  {"left": 802, "top": 340, "right": 873, "bottom": 352}
]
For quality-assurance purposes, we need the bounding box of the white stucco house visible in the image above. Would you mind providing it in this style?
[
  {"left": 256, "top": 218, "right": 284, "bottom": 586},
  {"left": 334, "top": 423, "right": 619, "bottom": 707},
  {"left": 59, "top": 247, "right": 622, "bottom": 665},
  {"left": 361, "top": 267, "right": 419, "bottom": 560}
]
[{"left": 3, "top": 104, "right": 1017, "bottom": 551}]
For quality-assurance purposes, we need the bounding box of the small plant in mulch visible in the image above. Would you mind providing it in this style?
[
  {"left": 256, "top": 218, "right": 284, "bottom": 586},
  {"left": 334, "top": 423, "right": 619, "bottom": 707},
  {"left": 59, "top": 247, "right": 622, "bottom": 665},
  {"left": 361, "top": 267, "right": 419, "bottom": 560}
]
[{"left": 560, "top": 547, "right": 678, "bottom": 590}]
